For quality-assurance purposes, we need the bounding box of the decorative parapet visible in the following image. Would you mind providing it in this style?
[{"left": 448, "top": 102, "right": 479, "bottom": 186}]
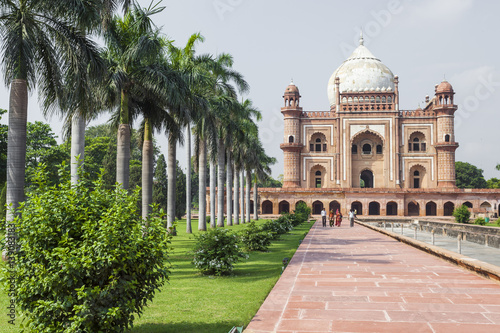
[
  {"left": 400, "top": 109, "right": 436, "bottom": 118},
  {"left": 300, "top": 111, "right": 333, "bottom": 118}
]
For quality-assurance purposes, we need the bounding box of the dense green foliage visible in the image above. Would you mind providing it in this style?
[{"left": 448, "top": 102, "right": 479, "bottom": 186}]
[
  {"left": 2, "top": 166, "right": 172, "bottom": 332},
  {"left": 294, "top": 202, "right": 311, "bottom": 224},
  {"left": 261, "top": 217, "right": 293, "bottom": 239},
  {"left": 153, "top": 154, "right": 168, "bottom": 213},
  {"left": 240, "top": 221, "right": 274, "bottom": 251},
  {"left": 192, "top": 228, "right": 247, "bottom": 275},
  {"left": 453, "top": 204, "right": 471, "bottom": 223},
  {"left": 455, "top": 161, "right": 487, "bottom": 189},
  {"left": 175, "top": 161, "right": 186, "bottom": 219},
  {"left": 25, "top": 122, "right": 69, "bottom": 188},
  {"left": 474, "top": 217, "right": 486, "bottom": 225}
]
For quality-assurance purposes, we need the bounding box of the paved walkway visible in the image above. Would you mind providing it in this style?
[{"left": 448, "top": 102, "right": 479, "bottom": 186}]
[{"left": 244, "top": 220, "right": 500, "bottom": 333}]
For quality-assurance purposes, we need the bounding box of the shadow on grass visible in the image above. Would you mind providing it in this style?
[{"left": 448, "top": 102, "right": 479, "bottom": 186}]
[{"left": 128, "top": 321, "right": 240, "bottom": 333}]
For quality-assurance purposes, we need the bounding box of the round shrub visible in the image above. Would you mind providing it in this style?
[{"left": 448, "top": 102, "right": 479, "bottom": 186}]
[
  {"left": 240, "top": 221, "right": 274, "bottom": 252},
  {"left": 474, "top": 217, "right": 486, "bottom": 225},
  {"left": 453, "top": 204, "right": 471, "bottom": 223},
  {"left": 2, "top": 166, "right": 171, "bottom": 332},
  {"left": 192, "top": 228, "right": 247, "bottom": 276}
]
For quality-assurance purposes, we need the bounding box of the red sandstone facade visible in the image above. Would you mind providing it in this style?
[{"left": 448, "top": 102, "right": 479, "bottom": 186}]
[{"left": 257, "top": 35, "right": 500, "bottom": 217}]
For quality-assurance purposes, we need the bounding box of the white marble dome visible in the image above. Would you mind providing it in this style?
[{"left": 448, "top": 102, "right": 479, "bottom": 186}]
[{"left": 327, "top": 36, "right": 395, "bottom": 107}]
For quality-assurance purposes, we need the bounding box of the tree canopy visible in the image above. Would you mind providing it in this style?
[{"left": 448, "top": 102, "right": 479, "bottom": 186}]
[{"left": 455, "top": 161, "right": 487, "bottom": 189}]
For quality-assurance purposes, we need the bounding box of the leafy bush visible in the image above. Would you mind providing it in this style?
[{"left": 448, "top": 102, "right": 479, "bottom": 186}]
[
  {"left": 453, "top": 204, "right": 471, "bottom": 223},
  {"left": 2, "top": 165, "right": 171, "bottom": 332},
  {"left": 294, "top": 202, "right": 311, "bottom": 224},
  {"left": 261, "top": 218, "right": 292, "bottom": 239},
  {"left": 474, "top": 217, "right": 486, "bottom": 225},
  {"left": 192, "top": 228, "right": 247, "bottom": 275},
  {"left": 240, "top": 221, "right": 274, "bottom": 252}
]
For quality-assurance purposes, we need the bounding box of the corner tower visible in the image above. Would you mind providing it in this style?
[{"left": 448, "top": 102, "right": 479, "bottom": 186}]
[
  {"left": 434, "top": 80, "right": 459, "bottom": 187},
  {"left": 280, "top": 81, "right": 303, "bottom": 188}
]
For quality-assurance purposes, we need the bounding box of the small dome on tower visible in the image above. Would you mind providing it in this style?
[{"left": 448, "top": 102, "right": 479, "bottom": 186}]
[
  {"left": 436, "top": 80, "right": 453, "bottom": 93},
  {"left": 285, "top": 80, "right": 299, "bottom": 94}
]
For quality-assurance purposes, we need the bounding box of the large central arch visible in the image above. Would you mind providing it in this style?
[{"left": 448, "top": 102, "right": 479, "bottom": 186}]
[{"left": 360, "top": 169, "right": 374, "bottom": 188}]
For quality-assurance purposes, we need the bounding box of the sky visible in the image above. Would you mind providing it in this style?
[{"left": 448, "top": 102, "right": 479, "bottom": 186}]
[{"left": 1, "top": 0, "right": 499, "bottom": 180}]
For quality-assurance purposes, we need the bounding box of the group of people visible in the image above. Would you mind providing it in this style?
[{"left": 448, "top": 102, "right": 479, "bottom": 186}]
[{"left": 321, "top": 208, "right": 356, "bottom": 228}]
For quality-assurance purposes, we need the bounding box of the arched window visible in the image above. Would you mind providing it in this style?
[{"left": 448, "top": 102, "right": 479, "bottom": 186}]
[
  {"left": 412, "top": 138, "right": 420, "bottom": 151},
  {"left": 288, "top": 135, "right": 294, "bottom": 143},
  {"left": 342, "top": 97, "right": 347, "bottom": 103},
  {"left": 376, "top": 144, "right": 382, "bottom": 154},
  {"left": 382, "top": 96, "right": 386, "bottom": 103},
  {"left": 445, "top": 134, "right": 450, "bottom": 142},
  {"left": 376, "top": 96, "right": 380, "bottom": 103},
  {"left": 413, "top": 170, "right": 420, "bottom": 188},
  {"left": 388, "top": 96, "right": 392, "bottom": 103},
  {"left": 359, "top": 97, "right": 364, "bottom": 103},
  {"left": 354, "top": 97, "right": 358, "bottom": 103},
  {"left": 315, "top": 170, "right": 321, "bottom": 176},
  {"left": 362, "top": 144, "right": 372, "bottom": 154},
  {"left": 370, "top": 96, "right": 375, "bottom": 103},
  {"left": 352, "top": 144, "right": 358, "bottom": 154}
]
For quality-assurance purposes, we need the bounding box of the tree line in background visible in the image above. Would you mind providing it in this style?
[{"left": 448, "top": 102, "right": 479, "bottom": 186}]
[{"left": 455, "top": 161, "right": 500, "bottom": 189}]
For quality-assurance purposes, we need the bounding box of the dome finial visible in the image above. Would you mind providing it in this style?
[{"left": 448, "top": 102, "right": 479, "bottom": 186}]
[
  {"left": 290, "top": 78, "right": 294, "bottom": 85},
  {"left": 359, "top": 30, "right": 364, "bottom": 46}
]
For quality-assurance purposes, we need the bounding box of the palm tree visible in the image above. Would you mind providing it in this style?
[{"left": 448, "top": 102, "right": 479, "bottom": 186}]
[
  {"left": 165, "top": 33, "right": 209, "bottom": 232},
  {"left": 101, "top": 3, "right": 171, "bottom": 190},
  {"left": 0, "top": 0, "right": 102, "bottom": 220}
]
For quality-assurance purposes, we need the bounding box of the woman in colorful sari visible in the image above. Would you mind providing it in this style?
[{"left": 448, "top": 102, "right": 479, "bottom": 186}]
[
  {"left": 335, "top": 209, "right": 342, "bottom": 227},
  {"left": 329, "top": 209, "right": 335, "bottom": 227}
]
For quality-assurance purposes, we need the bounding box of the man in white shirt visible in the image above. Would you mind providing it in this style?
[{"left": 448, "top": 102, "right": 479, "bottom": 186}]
[
  {"left": 321, "top": 208, "right": 327, "bottom": 227},
  {"left": 349, "top": 209, "right": 355, "bottom": 227}
]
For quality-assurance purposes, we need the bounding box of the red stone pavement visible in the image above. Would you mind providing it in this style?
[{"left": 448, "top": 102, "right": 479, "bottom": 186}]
[{"left": 244, "top": 220, "right": 500, "bottom": 333}]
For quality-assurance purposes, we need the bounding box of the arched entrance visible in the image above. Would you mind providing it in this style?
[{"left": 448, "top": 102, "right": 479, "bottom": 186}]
[
  {"left": 295, "top": 200, "right": 306, "bottom": 211},
  {"left": 360, "top": 170, "right": 373, "bottom": 188},
  {"left": 444, "top": 202, "right": 454, "bottom": 216},
  {"left": 262, "top": 200, "right": 273, "bottom": 214},
  {"left": 351, "top": 201, "right": 362, "bottom": 216},
  {"left": 329, "top": 200, "right": 340, "bottom": 213},
  {"left": 463, "top": 201, "right": 473, "bottom": 208},
  {"left": 426, "top": 201, "right": 437, "bottom": 216},
  {"left": 279, "top": 201, "right": 289, "bottom": 214},
  {"left": 312, "top": 201, "right": 324, "bottom": 214},
  {"left": 369, "top": 201, "right": 380, "bottom": 215},
  {"left": 408, "top": 202, "right": 419, "bottom": 216},
  {"left": 386, "top": 202, "right": 398, "bottom": 216}
]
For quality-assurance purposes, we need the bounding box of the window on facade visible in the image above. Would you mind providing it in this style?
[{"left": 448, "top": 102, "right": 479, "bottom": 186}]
[
  {"left": 421, "top": 142, "right": 426, "bottom": 151},
  {"left": 370, "top": 96, "right": 375, "bottom": 103},
  {"left": 388, "top": 96, "right": 392, "bottom": 103},
  {"left": 315, "top": 170, "right": 321, "bottom": 176},
  {"left": 315, "top": 143, "right": 321, "bottom": 151},
  {"left": 445, "top": 134, "right": 450, "bottom": 142},
  {"left": 315, "top": 178, "right": 321, "bottom": 188},
  {"left": 323, "top": 144, "right": 327, "bottom": 152},
  {"left": 362, "top": 144, "right": 372, "bottom": 154},
  {"left": 382, "top": 96, "right": 386, "bottom": 103},
  {"left": 310, "top": 144, "right": 314, "bottom": 152},
  {"left": 288, "top": 136, "right": 294, "bottom": 143},
  {"left": 376, "top": 144, "right": 382, "bottom": 154},
  {"left": 413, "top": 170, "right": 420, "bottom": 188},
  {"left": 316, "top": 138, "right": 321, "bottom": 142},
  {"left": 376, "top": 96, "right": 381, "bottom": 103},
  {"left": 413, "top": 138, "right": 420, "bottom": 152},
  {"left": 352, "top": 144, "right": 358, "bottom": 154}
]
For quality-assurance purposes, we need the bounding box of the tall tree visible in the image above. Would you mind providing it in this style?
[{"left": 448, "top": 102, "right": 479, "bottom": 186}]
[
  {"left": 153, "top": 153, "right": 168, "bottom": 213},
  {"left": 0, "top": 0, "right": 102, "bottom": 221},
  {"left": 455, "top": 161, "right": 487, "bottom": 189}
]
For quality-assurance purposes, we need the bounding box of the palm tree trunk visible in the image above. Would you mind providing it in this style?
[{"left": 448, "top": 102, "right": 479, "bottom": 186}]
[
  {"left": 142, "top": 119, "right": 153, "bottom": 219},
  {"left": 70, "top": 113, "right": 85, "bottom": 185},
  {"left": 226, "top": 149, "right": 232, "bottom": 226},
  {"left": 240, "top": 170, "right": 245, "bottom": 223},
  {"left": 217, "top": 138, "right": 225, "bottom": 227},
  {"left": 233, "top": 164, "right": 239, "bottom": 225},
  {"left": 186, "top": 124, "right": 192, "bottom": 233},
  {"left": 253, "top": 173, "right": 258, "bottom": 220},
  {"left": 116, "top": 90, "right": 130, "bottom": 189},
  {"left": 167, "top": 133, "right": 176, "bottom": 232},
  {"left": 198, "top": 140, "right": 207, "bottom": 231},
  {"left": 246, "top": 169, "right": 251, "bottom": 222},
  {"left": 6, "top": 79, "right": 28, "bottom": 222},
  {"left": 210, "top": 158, "right": 216, "bottom": 228}
]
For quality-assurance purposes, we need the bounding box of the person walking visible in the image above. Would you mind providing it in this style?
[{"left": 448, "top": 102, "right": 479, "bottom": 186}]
[
  {"left": 329, "top": 209, "right": 334, "bottom": 227},
  {"left": 349, "top": 209, "right": 355, "bottom": 227},
  {"left": 321, "top": 208, "right": 327, "bottom": 227}
]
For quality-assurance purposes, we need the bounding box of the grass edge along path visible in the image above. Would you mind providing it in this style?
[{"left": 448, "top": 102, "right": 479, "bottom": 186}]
[
  {"left": 127, "top": 218, "right": 313, "bottom": 333},
  {"left": 0, "top": 218, "right": 313, "bottom": 332}
]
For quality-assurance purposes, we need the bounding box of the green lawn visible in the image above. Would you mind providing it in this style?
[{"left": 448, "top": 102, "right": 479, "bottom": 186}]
[{"left": 0, "top": 219, "right": 313, "bottom": 332}]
